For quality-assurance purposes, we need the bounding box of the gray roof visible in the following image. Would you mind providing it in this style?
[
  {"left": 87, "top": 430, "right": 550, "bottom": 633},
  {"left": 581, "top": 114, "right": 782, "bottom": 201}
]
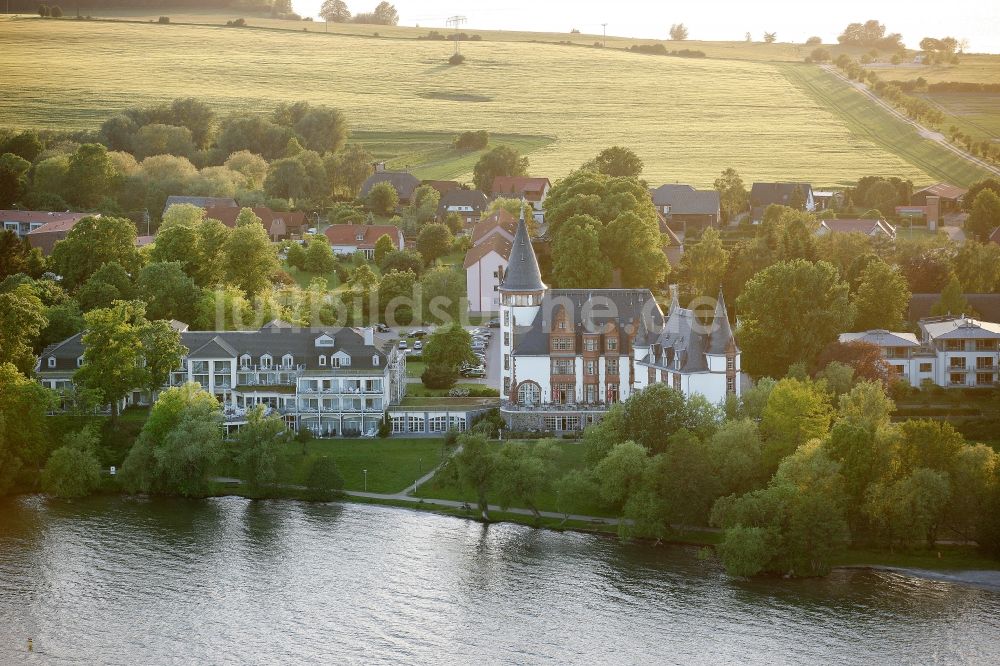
[
  {"left": 649, "top": 184, "right": 720, "bottom": 216},
  {"left": 643, "top": 288, "right": 737, "bottom": 373},
  {"left": 163, "top": 196, "right": 238, "bottom": 216},
  {"left": 839, "top": 330, "right": 920, "bottom": 347},
  {"left": 922, "top": 317, "right": 1000, "bottom": 340},
  {"left": 359, "top": 171, "right": 421, "bottom": 201},
  {"left": 750, "top": 182, "right": 813, "bottom": 207},
  {"left": 438, "top": 189, "right": 489, "bottom": 213},
  {"left": 512, "top": 289, "right": 664, "bottom": 355},
  {"left": 707, "top": 290, "right": 738, "bottom": 355},
  {"left": 39, "top": 324, "right": 393, "bottom": 374},
  {"left": 499, "top": 212, "right": 546, "bottom": 293}
]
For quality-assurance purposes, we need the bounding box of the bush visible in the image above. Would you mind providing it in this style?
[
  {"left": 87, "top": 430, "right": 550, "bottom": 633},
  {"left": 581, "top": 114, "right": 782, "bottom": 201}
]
[
  {"left": 448, "top": 53, "right": 466, "bottom": 65},
  {"left": 805, "top": 36, "right": 822, "bottom": 45},
  {"left": 421, "top": 365, "right": 458, "bottom": 389},
  {"left": 454, "top": 130, "right": 489, "bottom": 151},
  {"left": 377, "top": 412, "right": 391, "bottom": 438},
  {"left": 158, "top": 16, "right": 170, "bottom": 24},
  {"left": 226, "top": 18, "right": 247, "bottom": 27},
  {"left": 305, "top": 456, "right": 344, "bottom": 501}
]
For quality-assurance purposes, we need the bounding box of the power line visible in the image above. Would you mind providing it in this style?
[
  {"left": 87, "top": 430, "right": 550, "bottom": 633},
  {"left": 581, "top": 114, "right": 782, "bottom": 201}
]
[{"left": 446, "top": 15, "right": 467, "bottom": 55}]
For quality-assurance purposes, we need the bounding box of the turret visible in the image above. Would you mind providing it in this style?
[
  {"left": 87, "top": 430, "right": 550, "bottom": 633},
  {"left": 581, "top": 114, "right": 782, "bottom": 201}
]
[
  {"left": 499, "top": 203, "right": 546, "bottom": 327},
  {"left": 705, "top": 287, "right": 740, "bottom": 395}
]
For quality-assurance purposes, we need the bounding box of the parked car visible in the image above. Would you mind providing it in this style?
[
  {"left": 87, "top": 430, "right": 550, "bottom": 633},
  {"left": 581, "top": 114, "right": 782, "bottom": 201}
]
[
  {"left": 375, "top": 323, "right": 390, "bottom": 333},
  {"left": 487, "top": 318, "right": 500, "bottom": 328},
  {"left": 460, "top": 365, "right": 486, "bottom": 378},
  {"left": 398, "top": 340, "right": 408, "bottom": 349},
  {"left": 413, "top": 340, "right": 423, "bottom": 351},
  {"left": 472, "top": 341, "right": 486, "bottom": 353},
  {"left": 411, "top": 329, "right": 429, "bottom": 338}
]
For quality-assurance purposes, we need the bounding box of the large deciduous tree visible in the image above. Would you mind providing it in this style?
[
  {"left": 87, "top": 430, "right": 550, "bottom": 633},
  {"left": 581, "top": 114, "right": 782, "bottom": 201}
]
[
  {"left": 64, "top": 143, "right": 119, "bottom": 208},
  {"left": 966, "top": 189, "right": 1000, "bottom": 242},
  {"left": 51, "top": 216, "right": 142, "bottom": 290},
  {"left": 0, "top": 152, "right": 30, "bottom": 208},
  {"left": 320, "top": 0, "right": 351, "bottom": 22},
  {"left": 224, "top": 217, "right": 279, "bottom": 297},
  {"left": 0, "top": 283, "right": 48, "bottom": 375},
  {"left": 680, "top": 227, "right": 729, "bottom": 299},
  {"left": 416, "top": 223, "right": 453, "bottom": 265},
  {"left": 713, "top": 167, "right": 749, "bottom": 223},
  {"left": 852, "top": 259, "right": 911, "bottom": 330},
  {"left": 584, "top": 146, "right": 644, "bottom": 178},
  {"left": 473, "top": 145, "right": 529, "bottom": 194},
  {"left": 0, "top": 363, "right": 53, "bottom": 495},
  {"left": 552, "top": 215, "right": 611, "bottom": 288}
]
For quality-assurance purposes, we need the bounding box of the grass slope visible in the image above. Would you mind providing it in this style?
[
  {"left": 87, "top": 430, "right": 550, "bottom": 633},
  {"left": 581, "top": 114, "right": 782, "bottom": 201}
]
[
  {"left": 0, "top": 18, "right": 942, "bottom": 186},
  {"left": 778, "top": 63, "right": 994, "bottom": 187}
]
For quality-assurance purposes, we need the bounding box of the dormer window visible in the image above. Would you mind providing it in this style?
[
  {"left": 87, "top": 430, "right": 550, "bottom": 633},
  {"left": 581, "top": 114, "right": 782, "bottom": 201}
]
[
  {"left": 319, "top": 355, "right": 327, "bottom": 366},
  {"left": 373, "top": 355, "right": 380, "bottom": 366},
  {"left": 261, "top": 354, "right": 273, "bottom": 369},
  {"left": 315, "top": 334, "right": 335, "bottom": 347},
  {"left": 48, "top": 357, "right": 56, "bottom": 368},
  {"left": 356, "top": 232, "right": 364, "bottom": 241},
  {"left": 240, "top": 354, "right": 251, "bottom": 368},
  {"left": 77, "top": 356, "right": 84, "bottom": 367},
  {"left": 282, "top": 354, "right": 294, "bottom": 368}
]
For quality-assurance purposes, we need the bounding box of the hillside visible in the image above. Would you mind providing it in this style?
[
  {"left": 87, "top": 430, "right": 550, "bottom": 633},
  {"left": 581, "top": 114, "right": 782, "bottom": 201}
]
[{"left": 1, "top": 15, "right": 997, "bottom": 186}]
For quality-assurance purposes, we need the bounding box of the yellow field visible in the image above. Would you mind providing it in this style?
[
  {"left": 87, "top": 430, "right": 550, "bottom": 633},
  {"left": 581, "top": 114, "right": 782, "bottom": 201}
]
[{"left": 0, "top": 16, "right": 993, "bottom": 186}]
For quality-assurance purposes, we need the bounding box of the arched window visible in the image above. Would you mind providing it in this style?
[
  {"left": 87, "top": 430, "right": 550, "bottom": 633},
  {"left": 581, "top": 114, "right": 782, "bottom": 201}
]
[{"left": 516, "top": 381, "right": 541, "bottom": 406}]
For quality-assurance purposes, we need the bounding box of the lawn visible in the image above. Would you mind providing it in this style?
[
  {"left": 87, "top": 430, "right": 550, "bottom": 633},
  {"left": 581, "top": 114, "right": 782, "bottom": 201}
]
[
  {"left": 0, "top": 17, "right": 959, "bottom": 187},
  {"left": 778, "top": 63, "right": 995, "bottom": 187},
  {"left": 270, "top": 437, "right": 447, "bottom": 493}
]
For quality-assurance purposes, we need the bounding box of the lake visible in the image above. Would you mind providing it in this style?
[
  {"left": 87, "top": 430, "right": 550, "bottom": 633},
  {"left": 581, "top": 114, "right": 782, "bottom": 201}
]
[{"left": 1, "top": 495, "right": 999, "bottom": 664}]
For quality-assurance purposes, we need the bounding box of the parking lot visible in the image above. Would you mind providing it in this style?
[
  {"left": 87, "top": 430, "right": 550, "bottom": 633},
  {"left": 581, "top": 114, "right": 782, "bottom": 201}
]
[{"left": 378, "top": 323, "right": 500, "bottom": 391}]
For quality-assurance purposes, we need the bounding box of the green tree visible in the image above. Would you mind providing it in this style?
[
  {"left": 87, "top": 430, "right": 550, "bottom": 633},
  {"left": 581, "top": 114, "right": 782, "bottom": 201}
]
[
  {"left": 224, "top": 219, "right": 279, "bottom": 297},
  {"left": 236, "top": 407, "right": 291, "bottom": 498},
  {"left": 141, "top": 318, "right": 187, "bottom": 399},
  {"left": 421, "top": 265, "right": 464, "bottom": 322},
  {"left": 77, "top": 261, "right": 134, "bottom": 312},
  {"left": 954, "top": 241, "right": 1000, "bottom": 293},
  {"left": 294, "top": 105, "right": 348, "bottom": 154},
  {"left": 760, "top": 378, "right": 833, "bottom": 467},
  {"left": 286, "top": 240, "right": 307, "bottom": 270},
  {"left": 378, "top": 269, "right": 417, "bottom": 325},
  {"left": 473, "top": 145, "right": 529, "bottom": 194},
  {"left": 41, "top": 427, "right": 102, "bottom": 498},
  {"left": 1, "top": 130, "right": 44, "bottom": 162},
  {"left": 380, "top": 248, "right": 424, "bottom": 276},
  {"left": 680, "top": 227, "right": 729, "bottom": 298},
  {"left": 120, "top": 382, "right": 223, "bottom": 496},
  {"left": 965, "top": 189, "right": 1000, "bottom": 242},
  {"left": 130, "top": 123, "right": 195, "bottom": 160},
  {"left": 0, "top": 152, "right": 30, "bottom": 208},
  {"left": 0, "top": 363, "right": 53, "bottom": 495},
  {"left": 454, "top": 433, "right": 497, "bottom": 519},
  {"left": 853, "top": 259, "right": 911, "bottom": 330},
  {"left": 0, "top": 283, "right": 47, "bottom": 374},
  {"left": 585, "top": 146, "right": 643, "bottom": 178},
  {"left": 367, "top": 181, "right": 400, "bottom": 216},
  {"left": 864, "top": 468, "right": 951, "bottom": 547},
  {"left": 423, "top": 323, "right": 475, "bottom": 371},
  {"left": 224, "top": 150, "right": 269, "bottom": 189},
  {"left": 325, "top": 144, "right": 374, "bottom": 198},
  {"left": 594, "top": 440, "right": 649, "bottom": 512},
  {"left": 409, "top": 184, "right": 441, "bottom": 223},
  {"left": 707, "top": 418, "right": 766, "bottom": 497},
  {"left": 305, "top": 456, "right": 345, "bottom": 500},
  {"left": 736, "top": 260, "right": 854, "bottom": 378},
  {"left": 617, "top": 383, "right": 694, "bottom": 453},
  {"left": 416, "top": 223, "right": 453, "bottom": 265},
  {"left": 64, "top": 143, "right": 119, "bottom": 208},
  {"left": 51, "top": 216, "right": 142, "bottom": 290},
  {"left": 714, "top": 168, "right": 749, "bottom": 223},
  {"left": 193, "top": 218, "right": 232, "bottom": 286},
  {"left": 494, "top": 440, "right": 560, "bottom": 520},
  {"left": 552, "top": 215, "right": 611, "bottom": 288},
  {"left": 930, "top": 275, "right": 970, "bottom": 317},
  {"left": 601, "top": 210, "right": 670, "bottom": 288},
  {"left": 304, "top": 236, "right": 336, "bottom": 274},
  {"left": 0, "top": 231, "right": 44, "bottom": 280},
  {"left": 137, "top": 261, "right": 199, "bottom": 323},
  {"left": 373, "top": 234, "right": 395, "bottom": 264}
]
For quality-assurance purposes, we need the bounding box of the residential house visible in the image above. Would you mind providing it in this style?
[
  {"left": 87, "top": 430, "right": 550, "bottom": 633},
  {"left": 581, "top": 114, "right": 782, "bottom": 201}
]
[
  {"left": 657, "top": 214, "right": 684, "bottom": 266},
  {"left": 649, "top": 184, "right": 721, "bottom": 231},
  {"left": 812, "top": 190, "right": 843, "bottom": 211},
  {"left": 471, "top": 209, "right": 517, "bottom": 246},
  {"left": 491, "top": 177, "right": 550, "bottom": 222},
  {"left": 162, "top": 195, "right": 237, "bottom": 218},
  {"left": 816, "top": 218, "right": 897, "bottom": 241},
  {"left": 324, "top": 223, "right": 404, "bottom": 259},
  {"left": 437, "top": 189, "right": 489, "bottom": 226},
  {"left": 750, "top": 182, "right": 815, "bottom": 222},
  {"left": 911, "top": 183, "right": 966, "bottom": 214},
  {"left": 359, "top": 169, "right": 421, "bottom": 205},
  {"left": 464, "top": 234, "right": 512, "bottom": 314},
  {"left": 203, "top": 205, "right": 307, "bottom": 241},
  {"left": 499, "top": 214, "right": 741, "bottom": 433},
  {"left": 24, "top": 214, "right": 95, "bottom": 255},
  {"left": 1, "top": 210, "right": 89, "bottom": 240},
  {"left": 838, "top": 329, "right": 931, "bottom": 386},
  {"left": 422, "top": 180, "right": 462, "bottom": 197}
]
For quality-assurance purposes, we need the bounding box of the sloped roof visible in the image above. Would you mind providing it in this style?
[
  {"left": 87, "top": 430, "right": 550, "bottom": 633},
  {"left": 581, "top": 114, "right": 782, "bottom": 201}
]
[
  {"left": 203, "top": 206, "right": 306, "bottom": 237},
  {"left": 839, "top": 330, "right": 920, "bottom": 347},
  {"left": 188, "top": 336, "right": 240, "bottom": 359},
  {"left": 1, "top": 210, "right": 89, "bottom": 225},
  {"left": 750, "top": 182, "right": 813, "bottom": 206},
  {"left": 913, "top": 182, "right": 967, "bottom": 201},
  {"left": 649, "top": 184, "right": 720, "bottom": 216},
  {"left": 707, "top": 289, "right": 738, "bottom": 355},
  {"left": 439, "top": 189, "right": 489, "bottom": 212},
  {"left": 491, "top": 176, "right": 550, "bottom": 200},
  {"left": 472, "top": 209, "right": 518, "bottom": 245},
  {"left": 359, "top": 171, "right": 421, "bottom": 201},
  {"left": 922, "top": 317, "right": 1000, "bottom": 340},
  {"left": 818, "top": 218, "right": 896, "bottom": 237},
  {"left": 422, "top": 180, "right": 462, "bottom": 196},
  {"left": 324, "top": 224, "right": 403, "bottom": 250},
  {"left": 499, "top": 213, "right": 545, "bottom": 292},
  {"left": 463, "top": 234, "right": 512, "bottom": 269},
  {"left": 163, "top": 196, "right": 237, "bottom": 215}
]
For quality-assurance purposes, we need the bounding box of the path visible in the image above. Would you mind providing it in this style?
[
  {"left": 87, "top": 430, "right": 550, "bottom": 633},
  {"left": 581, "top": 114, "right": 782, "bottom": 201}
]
[{"left": 820, "top": 65, "right": 1000, "bottom": 179}]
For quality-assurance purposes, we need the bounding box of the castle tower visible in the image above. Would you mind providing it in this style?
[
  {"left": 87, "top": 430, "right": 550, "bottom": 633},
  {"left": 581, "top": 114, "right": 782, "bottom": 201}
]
[{"left": 705, "top": 287, "right": 741, "bottom": 396}]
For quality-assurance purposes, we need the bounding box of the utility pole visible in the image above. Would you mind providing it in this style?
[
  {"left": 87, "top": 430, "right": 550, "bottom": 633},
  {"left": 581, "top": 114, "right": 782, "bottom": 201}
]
[
  {"left": 446, "top": 15, "right": 467, "bottom": 56},
  {"left": 602, "top": 23, "right": 607, "bottom": 48}
]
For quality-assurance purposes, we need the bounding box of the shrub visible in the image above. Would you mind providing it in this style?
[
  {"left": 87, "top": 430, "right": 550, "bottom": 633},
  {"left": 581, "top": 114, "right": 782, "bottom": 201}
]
[
  {"left": 448, "top": 53, "right": 466, "bottom": 66},
  {"left": 421, "top": 365, "right": 458, "bottom": 389},
  {"left": 158, "top": 16, "right": 170, "bottom": 24},
  {"left": 305, "top": 456, "right": 344, "bottom": 501},
  {"left": 453, "top": 130, "right": 489, "bottom": 151},
  {"left": 226, "top": 18, "right": 247, "bottom": 27},
  {"left": 805, "top": 36, "right": 822, "bottom": 45}
]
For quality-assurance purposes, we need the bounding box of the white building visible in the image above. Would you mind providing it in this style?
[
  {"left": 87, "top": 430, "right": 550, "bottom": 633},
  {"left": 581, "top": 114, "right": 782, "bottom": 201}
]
[
  {"left": 498, "top": 212, "right": 741, "bottom": 433},
  {"left": 464, "top": 235, "right": 511, "bottom": 314}
]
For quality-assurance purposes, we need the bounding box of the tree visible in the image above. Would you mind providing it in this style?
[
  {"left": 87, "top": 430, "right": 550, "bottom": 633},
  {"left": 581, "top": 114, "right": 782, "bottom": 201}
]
[
  {"left": 680, "top": 227, "right": 729, "bottom": 299},
  {"left": 294, "top": 105, "right": 348, "bottom": 155},
  {"left": 763, "top": 32, "right": 777, "bottom": 44},
  {"left": 421, "top": 266, "right": 465, "bottom": 322},
  {"left": 193, "top": 218, "right": 232, "bottom": 286},
  {"left": 930, "top": 275, "right": 970, "bottom": 318},
  {"left": 373, "top": 234, "right": 395, "bottom": 265},
  {"left": 0, "top": 363, "right": 52, "bottom": 495},
  {"left": 0, "top": 283, "right": 47, "bottom": 375},
  {"left": 552, "top": 215, "right": 611, "bottom": 288},
  {"left": 141, "top": 318, "right": 187, "bottom": 400},
  {"left": 304, "top": 236, "right": 336, "bottom": 274},
  {"left": 852, "top": 259, "right": 911, "bottom": 330},
  {"left": 423, "top": 323, "right": 475, "bottom": 372},
  {"left": 130, "top": 123, "right": 195, "bottom": 160},
  {"left": 617, "top": 383, "right": 695, "bottom": 453},
  {"left": 600, "top": 211, "right": 670, "bottom": 288},
  {"left": 714, "top": 167, "right": 749, "bottom": 223},
  {"left": 760, "top": 378, "right": 832, "bottom": 467},
  {"left": 966, "top": 189, "right": 1000, "bottom": 242},
  {"left": 218, "top": 113, "right": 297, "bottom": 161},
  {"left": 380, "top": 248, "right": 424, "bottom": 276},
  {"left": 120, "top": 382, "right": 223, "bottom": 496},
  {"left": 77, "top": 261, "right": 134, "bottom": 312},
  {"left": 0, "top": 152, "right": 30, "bottom": 208},
  {"left": 669, "top": 23, "right": 688, "bottom": 41},
  {"left": 1, "top": 130, "right": 44, "bottom": 162},
  {"left": 454, "top": 433, "right": 497, "bottom": 519},
  {"left": 325, "top": 144, "right": 374, "bottom": 198},
  {"left": 64, "top": 143, "right": 119, "bottom": 208},
  {"left": 473, "top": 145, "right": 529, "bottom": 194},
  {"left": 954, "top": 241, "right": 1000, "bottom": 293},
  {"left": 494, "top": 440, "right": 560, "bottom": 520},
  {"left": 224, "top": 150, "right": 269, "bottom": 189},
  {"left": 320, "top": 0, "right": 351, "bottom": 22},
  {"left": 377, "top": 269, "right": 417, "bottom": 324},
  {"left": 865, "top": 468, "right": 951, "bottom": 547},
  {"left": 736, "top": 260, "right": 854, "bottom": 378},
  {"left": 51, "top": 216, "right": 141, "bottom": 290},
  {"left": 416, "top": 223, "right": 453, "bottom": 265},
  {"left": 41, "top": 427, "right": 102, "bottom": 499},
  {"left": 962, "top": 178, "right": 1000, "bottom": 213},
  {"left": 236, "top": 407, "right": 291, "bottom": 498},
  {"left": 594, "top": 441, "right": 649, "bottom": 512},
  {"left": 368, "top": 181, "right": 400, "bottom": 216},
  {"left": 372, "top": 1, "right": 399, "bottom": 25},
  {"left": 136, "top": 261, "right": 199, "bottom": 323},
  {"left": 0, "top": 231, "right": 44, "bottom": 281},
  {"left": 409, "top": 184, "right": 441, "bottom": 223},
  {"left": 305, "top": 456, "right": 345, "bottom": 500},
  {"left": 810, "top": 47, "right": 832, "bottom": 62},
  {"left": 224, "top": 219, "right": 279, "bottom": 297},
  {"left": 286, "top": 241, "right": 307, "bottom": 270},
  {"left": 585, "top": 146, "right": 643, "bottom": 178}
]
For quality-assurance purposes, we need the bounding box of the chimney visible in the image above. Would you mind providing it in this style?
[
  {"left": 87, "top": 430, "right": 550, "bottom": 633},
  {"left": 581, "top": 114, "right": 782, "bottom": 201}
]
[{"left": 363, "top": 327, "right": 375, "bottom": 346}]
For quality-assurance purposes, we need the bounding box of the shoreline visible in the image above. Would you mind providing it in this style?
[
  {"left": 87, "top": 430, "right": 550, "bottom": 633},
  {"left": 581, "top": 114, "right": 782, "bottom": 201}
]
[{"left": 835, "top": 564, "right": 1000, "bottom": 592}]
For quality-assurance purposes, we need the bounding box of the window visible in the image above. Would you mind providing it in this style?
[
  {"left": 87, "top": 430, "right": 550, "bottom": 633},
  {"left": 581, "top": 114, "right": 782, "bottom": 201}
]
[
  {"left": 260, "top": 354, "right": 273, "bottom": 369},
  {"left": 673, "top": 373, "right": 681, "bottom": 390},
  {"left": 976, "top": 340, "right": 998, "bottom": 351},
  {"left": 727, "top": 376, "right": 736, "bottom": 394},
  {"left": 607, "top": 337, "right": 618, "bottom": 351},
  {"left": 331, "top": 356, "right": 342, "bottom": 368},
  {"left": 551, "top": 359, "right": 574, "bottom": 375},
  {"left": 504, "top": 332, "right": 510, "bottom": 346},
  {"left": 76, "top": 356, "right": 84, "bottom": 368},
  {"left": 429, "top": 416, "right": 448, "bottom": 433},
  {"left": 950, "top": 373, "right": 965, "bottom": 386},
  {"left": 240, "top": 354, "right": 251, "bottom": 368},
  {"left": 892, "top": 364, "right": 904, "bottom": 375},
  {"left": 584, "top": 338, "right": 597, "bottom": 352},
  {"left": 976, "top": 373, "right": 994, "bottom": 386},
  {"left": 408, "top": 416, "right": 425, "bottom": 433},
  {"left": 919, "top": 363, "right": 933, "bottom": 372},
  {"left": 47, "top": 357, "right": 56, "bottom": 368},
  {"left": 976, "top": 357, "right": 995, "bottom": 369},
  {"left": 585, "top": 360, "right": 597, "bottom": 376},
  {"left": 585, "top": 384, "right": 597, "bottom": 403},
  {"left": 503, "top": 377, "right": 511, "bottom": 395},
  {"left": 504, "top": 310, "right": 510, "bottom": 326},
  {"left": 607, "top": 383, "right": 620, "bottom": 403},
  {"left": 558, "top": 320, "right": 566, "bottom": 330},
  {"left": 552, "top": 383, "right": 573, "bottom": 404},
  {"left": 946, "top": 340, "right": 964, "bottom": 351},
  {"left": 282, "top": 354, "right": 294, "bottom": 368},
  {"left": 607, "top": 359, "right": 619, "bottom": 375},
  {"left": 319, "top": 355, "right": 327, "bottom": 366},
  {"left": 517, "top": 381, "right": 541, "bottom": 406},
  {"left": 392, "top": 416, "right": 406, "bottom": 433},
  {"left": 544, "top": 416, "right": 578, "bottom": 431},
  {"left": 504, "top": 354, "right": 510, "bottom": 370},
  {"left": 552, "top": 337, "right": 572, "bottom": 351},
  {"left": 373, "top": 355, "right": 380, "bottom": 366},
  {"left": 950, "top": 357, "right": 966, "bottom": 369},
  {"left": 727, "top": 356, "right": 735, "bottom": 371}
]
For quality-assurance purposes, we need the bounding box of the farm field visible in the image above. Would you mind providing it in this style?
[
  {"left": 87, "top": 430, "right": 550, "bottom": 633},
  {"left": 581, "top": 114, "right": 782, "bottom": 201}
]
[
  {"left": 918, "top": 92, "right": 1000, "bottom": 140},
  {"left": 1, "top": 17, "right": 995, "bottom": 186}
]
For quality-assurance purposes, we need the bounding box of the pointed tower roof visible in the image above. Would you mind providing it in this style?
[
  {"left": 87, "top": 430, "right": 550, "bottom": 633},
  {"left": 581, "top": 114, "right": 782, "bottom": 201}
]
[
  {"left": 499, "top": 204, "right": 546, "bottom": 293},
  {"left": 708, "top": 287, "right": 738, "bottom": 354}
]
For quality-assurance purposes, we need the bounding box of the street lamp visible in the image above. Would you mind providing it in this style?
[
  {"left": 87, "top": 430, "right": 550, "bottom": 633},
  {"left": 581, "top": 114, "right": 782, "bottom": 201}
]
[{"left": 363, "top": 468, "right": 367, "bottom": 492}]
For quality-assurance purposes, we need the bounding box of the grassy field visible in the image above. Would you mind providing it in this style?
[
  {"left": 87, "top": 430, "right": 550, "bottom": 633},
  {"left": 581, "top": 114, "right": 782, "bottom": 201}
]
[
  {"left": 918, "top": 92, "right": 1000, "bottom": 140},
  {"left": 0, "top": 17, "right": 962, "bottom": 187},
  {"left": 779, "top": 63, "right": 995, "bottom": 186}
]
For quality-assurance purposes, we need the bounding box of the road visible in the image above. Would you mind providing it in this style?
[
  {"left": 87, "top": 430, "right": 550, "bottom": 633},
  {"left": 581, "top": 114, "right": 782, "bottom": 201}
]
[{"left": 820, "top": 65, "right": 1000, "bottom": 179}]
